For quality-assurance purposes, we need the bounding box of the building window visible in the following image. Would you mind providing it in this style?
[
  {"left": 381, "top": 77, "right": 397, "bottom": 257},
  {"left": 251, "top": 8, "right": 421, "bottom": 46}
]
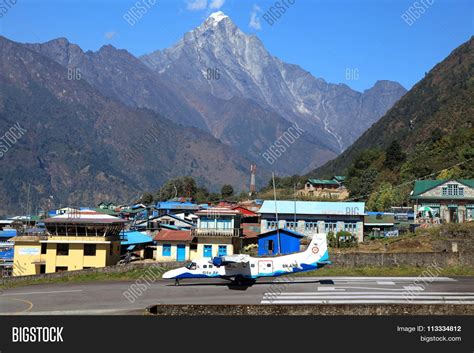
[
  {"left": 285, "top": 221, "right": 297, "bottom": 230},
  {"left": 445, "top": 184, "right": 463, "bottom": 196},
  {"left": 55, "top": 266, "right": 68, "bottom": 272},
  {"left": 84, "top": 244, "right": 97, "bottom": 256},
  {"left": 218, "top": 245, "right": 227, "bottom": 256},
  {"left": 325, "top": 222, "right": 337, "bottom": 233},
  {"left": 41, "top": 243, "right": 47, "bottom": 255},
  {"left": 304, "top": 222, "right": 318, "bottom": 232},
  {"left": 162, "top": 244, "right": 171, "bottom": 256},
  {"left": 344, "top": 222, "right": 357, "bottom": 234},
  {"left": 57, "top": 244, "right": 69, "bottom": 256},
  {"left": 267, "top": 221, "right": 278, "bottom": 229},
  {"left": 467, "top": 208, "right": 474, "bottom": 221}
]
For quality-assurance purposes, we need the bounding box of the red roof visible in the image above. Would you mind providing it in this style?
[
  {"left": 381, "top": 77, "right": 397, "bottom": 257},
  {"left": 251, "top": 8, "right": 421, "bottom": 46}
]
[
  {"left": 232, "top": 206, "right": 258, "bottom": 216},
  {"left": 153, "top": 229, "right": 192, "bottom": 242}
]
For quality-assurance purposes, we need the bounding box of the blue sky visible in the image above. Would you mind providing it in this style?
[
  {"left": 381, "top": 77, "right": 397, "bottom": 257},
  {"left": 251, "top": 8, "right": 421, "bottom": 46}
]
[{"left": 0, "top": 0, "right": 472, "bottom": 91}]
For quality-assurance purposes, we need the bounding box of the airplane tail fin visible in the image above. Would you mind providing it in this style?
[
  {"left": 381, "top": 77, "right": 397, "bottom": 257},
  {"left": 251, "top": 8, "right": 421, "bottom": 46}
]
[{"left": 305, "top": 233, "right": 330, "bottom": 263}]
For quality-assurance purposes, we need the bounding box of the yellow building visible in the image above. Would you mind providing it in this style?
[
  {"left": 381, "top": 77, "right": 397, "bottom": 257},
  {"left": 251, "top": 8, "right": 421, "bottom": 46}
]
[
  {"left": 153, "top": 229, "right": 192, "bottom": 262},
  {"left": 11, "top": 211, "right": 125, "bottom": 276}
]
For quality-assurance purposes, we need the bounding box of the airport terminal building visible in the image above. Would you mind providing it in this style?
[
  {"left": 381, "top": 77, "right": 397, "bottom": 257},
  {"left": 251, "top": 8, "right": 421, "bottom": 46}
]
[{"left": 258, "top": 200, "right": 365, "bottom": 242}]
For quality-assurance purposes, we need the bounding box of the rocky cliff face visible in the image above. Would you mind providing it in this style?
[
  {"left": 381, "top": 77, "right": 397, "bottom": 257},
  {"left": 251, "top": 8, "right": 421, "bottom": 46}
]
[
  {"left": 0, "top": 35, "right": 260, "bottom": 216},
  {"left": 141, "top": 11, "right": 406, "bottom": 153}
]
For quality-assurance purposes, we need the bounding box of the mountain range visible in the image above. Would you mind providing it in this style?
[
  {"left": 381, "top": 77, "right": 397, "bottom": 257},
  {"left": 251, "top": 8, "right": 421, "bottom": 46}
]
[
  {"left": 313, "top": 36, "right": 473, "bottom": 179},
  {"left": 0, "top": 12, "right": 407, "bottom": 215}
]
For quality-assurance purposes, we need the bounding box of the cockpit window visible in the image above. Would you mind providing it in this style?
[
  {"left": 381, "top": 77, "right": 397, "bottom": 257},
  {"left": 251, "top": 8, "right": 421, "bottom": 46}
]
[{"left": 185, "top": 262, "right": 197, "bottom": 270}]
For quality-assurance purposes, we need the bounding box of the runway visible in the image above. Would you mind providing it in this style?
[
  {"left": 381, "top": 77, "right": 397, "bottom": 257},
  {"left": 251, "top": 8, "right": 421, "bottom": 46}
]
[{"left": 0, "top": 276, "right": 473, "bottom": 315}]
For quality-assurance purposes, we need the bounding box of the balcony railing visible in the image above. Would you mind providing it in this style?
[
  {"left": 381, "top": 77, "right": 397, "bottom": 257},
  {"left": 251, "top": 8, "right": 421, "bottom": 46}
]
[{"left": 191, "top": 228, "right": 242, "bottom": 238}]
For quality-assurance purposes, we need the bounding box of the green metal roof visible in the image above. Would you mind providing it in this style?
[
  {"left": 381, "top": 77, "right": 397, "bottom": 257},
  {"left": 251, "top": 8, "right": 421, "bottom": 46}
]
[
  {"left": 307, "top": 178, "right": 340, "bottom": 186},
  {"left": 411, "top": 179, "right": 474, "bottom": 198},
  {"left": 93, "top": 208, "right": 118, "bottom": 215},
  {"left": 333, "top": 176, "right": 346, "bottom": 182}
]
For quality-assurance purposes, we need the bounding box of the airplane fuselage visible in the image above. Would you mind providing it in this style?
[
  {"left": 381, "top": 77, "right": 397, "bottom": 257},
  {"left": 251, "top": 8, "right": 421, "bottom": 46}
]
[{"left": 162, "top": 233, "right": 330, "bottom": 282}]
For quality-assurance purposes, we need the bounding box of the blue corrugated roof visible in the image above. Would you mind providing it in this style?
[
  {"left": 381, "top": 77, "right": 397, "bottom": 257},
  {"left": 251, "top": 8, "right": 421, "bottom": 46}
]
[
  {"left": 121, "top": 231, "right": 153, "bottom": 246},
  {"left": 258, "top": 228, "right": 305, "bottom": 238},
  {"left": 0, "top": 229, "right": 16, "bottom": 238},
  {"left": 259, "top": 200, "right": 365, "bottom": 215},
  {"left": 156, "top": 201, "right": 199, "bottom": 210},
  {"left": 0, "top": 248, "right": 13, "bottom": 260}
]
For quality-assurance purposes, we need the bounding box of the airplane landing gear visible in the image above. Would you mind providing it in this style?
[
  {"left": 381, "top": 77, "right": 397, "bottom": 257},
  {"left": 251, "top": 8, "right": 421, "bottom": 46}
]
[{"left": 174, "top": 278, "right": 180, "bottom": 286}]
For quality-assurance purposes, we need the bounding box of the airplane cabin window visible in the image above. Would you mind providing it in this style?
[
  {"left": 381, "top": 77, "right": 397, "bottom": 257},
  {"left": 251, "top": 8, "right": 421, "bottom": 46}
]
[
  {"left": 203, "top": 265, "right": 208, "bottom": 268},
  {"left": 267, "top": 264, "right": 271, "bottom": 267},
  {"left": 251, "top": 264, "right": 255, "bottom": 268}
]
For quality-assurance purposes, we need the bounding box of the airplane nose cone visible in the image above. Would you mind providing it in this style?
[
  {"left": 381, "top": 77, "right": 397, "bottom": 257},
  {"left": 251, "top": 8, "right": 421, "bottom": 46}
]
[
  {"left": 162, "top": 268, "right": 183, "bottom": 279},
  {"left": 162, "top": 269, "right": 175, "bottom": 279}
]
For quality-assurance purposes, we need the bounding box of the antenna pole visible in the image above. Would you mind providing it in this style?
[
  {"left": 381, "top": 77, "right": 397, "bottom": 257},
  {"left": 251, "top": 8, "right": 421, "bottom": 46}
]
[
  {"left": 272, "top": 173, "right": 280, "bottom": 255},
  {"left": 294, "top": 183, "right": 297, "bottom": 223}
]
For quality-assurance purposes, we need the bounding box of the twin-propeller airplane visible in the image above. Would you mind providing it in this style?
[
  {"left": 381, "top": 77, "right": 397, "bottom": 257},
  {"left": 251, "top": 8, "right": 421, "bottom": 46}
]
[{"left": 163, "top": 233, "right": 331, "bottom": 285}]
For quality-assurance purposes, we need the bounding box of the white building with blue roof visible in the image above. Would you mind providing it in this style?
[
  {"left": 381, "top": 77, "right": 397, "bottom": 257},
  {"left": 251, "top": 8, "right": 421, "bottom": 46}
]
[{"left": 258, "top": 200, "right": 365, "bottom": 242}]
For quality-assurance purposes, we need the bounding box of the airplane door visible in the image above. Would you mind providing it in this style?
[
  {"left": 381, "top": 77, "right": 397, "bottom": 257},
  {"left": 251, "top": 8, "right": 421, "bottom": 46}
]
[{"left": 258, "top": 260, "right": 273, "bottom": 275}]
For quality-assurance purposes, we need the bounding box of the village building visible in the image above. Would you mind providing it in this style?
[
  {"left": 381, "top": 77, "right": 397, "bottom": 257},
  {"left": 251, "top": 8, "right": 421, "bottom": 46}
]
[
  {"left": 257, "top": 229, "right": 304, "bottom": 256},
  {"left": 155, "top": 199, "right": 201, "bottom": 217},
  {"left": 410, "top": 179, "right": 474, "bottom": 224},
  {"left": 298, "top": 176, "right": 349, "bottom": 200},
  {"left": 10, "top": 210, "right": 125, "bottom": 276},
  {"left": 153, "top": 229, "right": 192, "bottom": 262},
  {"left": 135, "top": 213, "right": 194, "bottom": 232},
  {"left": 191, "top": 207, "right": 243, "bottom": 259},
  {"left": 259, "top": 200, "right": 365, "bottom": 242},
  {"left": 364, "top": 212, "right": 396, "bottom": 238}
]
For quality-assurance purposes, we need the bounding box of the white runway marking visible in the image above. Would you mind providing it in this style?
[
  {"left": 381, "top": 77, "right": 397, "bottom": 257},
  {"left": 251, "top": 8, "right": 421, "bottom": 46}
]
[
  {"left": 261, "top": 277, "right": 474, "bottom": 305},
  {"left": 403, "top": 285, "right": 424, "bottom": 291},
  {"left": 2, "top": 289, "right": 83, "bottom": 296}
]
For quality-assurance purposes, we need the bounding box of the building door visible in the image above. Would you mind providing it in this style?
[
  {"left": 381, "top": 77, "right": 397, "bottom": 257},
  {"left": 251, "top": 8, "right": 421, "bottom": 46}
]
[
  {"left": 449, "top": 207, "right": 458, "bottom": 223},
  {"left": 39, "top": 265, "right": 46, "bottom": 274},
  {"left": 176, "top": 244, "right": 186, "bottom": 262},
  {"left": 258, "top": 260, "right": 273, "bottom": 275},
  {"left": 218, "top": 245, "right": 227, "bottom": 256},
  {"left": 203, "top": 245, "right": 212, "bottom": 257}
]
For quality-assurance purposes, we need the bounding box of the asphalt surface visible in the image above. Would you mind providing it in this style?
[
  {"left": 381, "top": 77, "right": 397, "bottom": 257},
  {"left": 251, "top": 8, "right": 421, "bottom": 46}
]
[{"left": 1, "top": 276, "right": 473, "bottom": 315}]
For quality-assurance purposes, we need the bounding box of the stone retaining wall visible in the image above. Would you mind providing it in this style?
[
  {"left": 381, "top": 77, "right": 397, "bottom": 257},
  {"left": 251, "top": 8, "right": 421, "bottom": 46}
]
[
  {"left": 331, "top": 252, "right": 473, "bottom": 267},
  {"left": 146, "top": 304, "right": 474, "bottom": 316}
]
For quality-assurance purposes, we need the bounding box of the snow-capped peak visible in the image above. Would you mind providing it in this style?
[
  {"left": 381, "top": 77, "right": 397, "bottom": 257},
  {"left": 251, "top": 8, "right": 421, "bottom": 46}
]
[{"left": 207, "top": 11, "right": 228, "bottom": 26}]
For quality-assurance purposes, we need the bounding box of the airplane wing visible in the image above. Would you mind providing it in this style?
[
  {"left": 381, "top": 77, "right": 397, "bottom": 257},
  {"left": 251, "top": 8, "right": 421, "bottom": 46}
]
[{"left": 211, "top": 254, "right": 250, "bottom": 267}]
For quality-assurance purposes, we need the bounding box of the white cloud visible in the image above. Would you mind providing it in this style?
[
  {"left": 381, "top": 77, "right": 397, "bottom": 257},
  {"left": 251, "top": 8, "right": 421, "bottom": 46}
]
[
  {"left": 186, "top": 0, "right": 207, "bottom": 11},
  {"left": 249, "top": 4, "right": 262, "bottom": 30},
  {"left": 104, "top": 31, "right": 118, "bottom": 40},
  {"left": 209, "top": 0, "right": 225, "bottom": 9}
]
